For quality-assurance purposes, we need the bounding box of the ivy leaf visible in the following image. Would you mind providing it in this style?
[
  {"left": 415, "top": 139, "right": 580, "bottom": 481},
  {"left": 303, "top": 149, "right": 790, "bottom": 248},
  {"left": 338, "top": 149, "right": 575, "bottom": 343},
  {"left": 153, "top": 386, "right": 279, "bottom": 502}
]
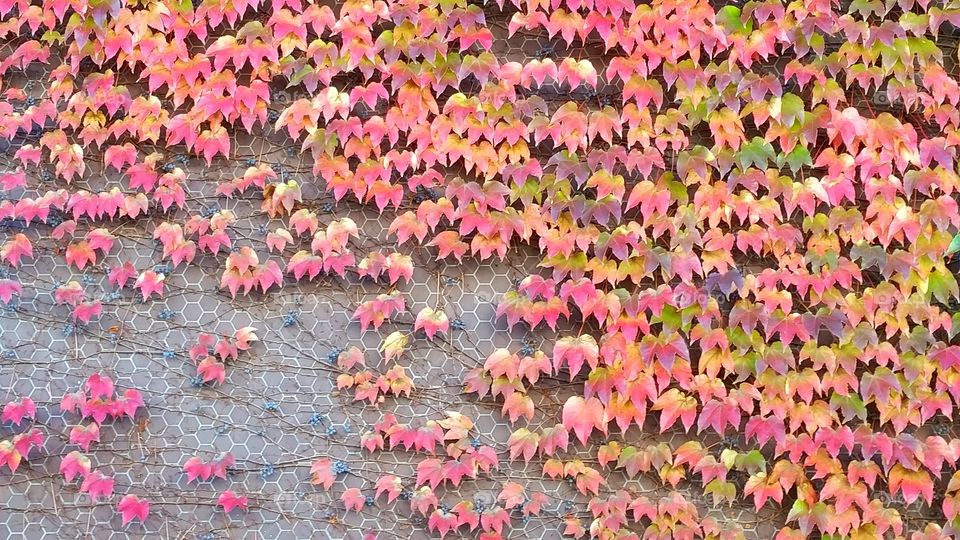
[
  {"left": 735, "top": 137, "right": 776, "bottom": 171},
  {"left": 778, "top": 145, "right": 813, "bottom": 173},
  {"left": 171, "top": 0, "right": 193, "bottom": 12},
  {"left": 786, "top": 500, "right": 831, "bottom": 536},
  {"left": 924, "top": 266, "right": 959, "bottom": 304},
  {"left": 947, "top": 233, "right": 960, "bottom": 257},
  {"left": 734, "top": 450, "right": 767, "bottom": 475},
  {"left": 704, "top": 478, "right": 737, "bottom": 506},
  {"left": 561, "top": 396, "right": 607, "bottom": 445},
  {"left": 716, "top": 5, "right": 751, "bottom": 34},
  {"left": 777, "top": 93, "right": 806, "bottom": 127},
  {"left": 381, "top": 332, "right": 409, "bottom": 362}
]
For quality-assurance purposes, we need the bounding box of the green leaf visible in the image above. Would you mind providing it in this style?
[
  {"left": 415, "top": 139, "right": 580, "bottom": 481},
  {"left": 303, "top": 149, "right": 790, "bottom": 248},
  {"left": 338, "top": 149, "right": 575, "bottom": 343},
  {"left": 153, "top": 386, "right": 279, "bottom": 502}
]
[
  {"left": 808, "top": 32, "right": 825, "bottom": 56},
  {"left": 171, "top": 0, "right": 193, "bottom": 12},
  {"left": 287, "top": 65, "right": 315, "bottom": 88},
  {"left": 735, "top": 137, "right": 776, "bottom": 171},
  {"left": 716, "top": 6, "right": 750, "bottom": 34},
  {"left": 727, "top": 327, "right": 751, "bottom": 349},
  {"left": 704, "top": 478, "right": 737, "bottom": 506},
  {"left": 720, "top": 448, "right": 738, "bottom": 469},
  {"left": 678, "top": 97, "right": 708, "bottom": 126},
  {"left": 40, "top": 30, "right": 64, "bottom": 45},
  {"left": 663, "top": 173, "right": 689, "bottom": 204},
  {"left": 779, "top": 93, "right": 806, "bottom": 127},
  {"left": 732, "top": 351, "right": 760, "bottom": 381},
  {"left": 947, "top": 233, "right": 960, "bottom": 256},
  {"left": 849, "top": 0, "right": 881, "bottom": 17},
  {"left": 907, "top": 36, "right": 940, "bottom": 64},
  {"left": 951, "top": 313, "right": 960, "bottom": 339},
  {"left": 510, "top": 178, "right": 543, "bottom": 205},
  {"left": 677, "top": 146, "right": 715, "bottom": 181},
  {"left": 655, "top": 305, "right": 683, "bottom": 332},
  {"left": 900, "top": 12, "right": 929, "bottom": 34},
  {"left": 926, "top": 266, "right": 959, "bottom": 304},
  {"left": 829, "top": 393, "right": 868, "bottom": 422},
  {"left": 376, "top": 28, "right": 394, "bottom": 45},
  {"left": 786, "top": 499, "right": 809, "bottom": 523},
  {"left": 779, "top": 145, "right": 812, "bottom": 173},
  {"left": 734, "top": 450, "right": 767, "bottom": 474}
]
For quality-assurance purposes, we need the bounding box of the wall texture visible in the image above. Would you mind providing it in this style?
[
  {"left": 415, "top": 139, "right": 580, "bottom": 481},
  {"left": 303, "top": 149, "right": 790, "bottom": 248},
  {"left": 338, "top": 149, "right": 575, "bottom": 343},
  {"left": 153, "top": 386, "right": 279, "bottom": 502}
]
[{"left": 0, "top": 0, "right": 958, "bottom": 538}]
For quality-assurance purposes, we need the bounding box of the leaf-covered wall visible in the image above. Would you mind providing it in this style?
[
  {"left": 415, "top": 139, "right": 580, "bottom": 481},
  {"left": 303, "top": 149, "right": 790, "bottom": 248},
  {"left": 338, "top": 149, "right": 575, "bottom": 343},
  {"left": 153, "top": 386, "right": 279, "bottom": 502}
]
[{"left": 0, "top": 0, "right": 958, "bottom": 538}]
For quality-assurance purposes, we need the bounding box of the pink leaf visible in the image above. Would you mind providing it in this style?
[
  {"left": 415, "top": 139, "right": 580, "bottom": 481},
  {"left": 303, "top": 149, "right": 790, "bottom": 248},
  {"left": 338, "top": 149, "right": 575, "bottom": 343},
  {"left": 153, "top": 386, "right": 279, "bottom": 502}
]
[
  {"left": 108, "top": 262, "right": 137, "bottom": 289},
  {"left": 197, "top": 356, "right": 226, "bottom": 385},
  {"left": 80, "top": 470, "right": 114, "bottom": 502},
  {"left": 116, "top": 494, "right": 149, "bottom": 525},
  {"left": 375, "top": 475, "right": 402, "bottom": 503},
  {"left": 73, "top": 301, "right": 103, "bottom": 324},
  {"left": 14, "top": 145, "right": 41, "bottom": 166},
  {"left": 561, "top": 396, "right": 608, "bottom": 445},
  {"left": 234, "top": 327, "right": 259, "bottom": 351},
  {"left": 65, "top": 242, "right": 97, "bottom": 270},
  {"left": 0, "top": 441, "right": 21, "bottom": 473},
  {"left": 134, "top": 270, "right": 165, "bottom": 300},
  {"left": 86, "top": 228, "right": 116, "bottom": 253},
  {"left": 69, "top": 423, "right": 100, "bottom": 451},
  {"left": 310, "top": 458, "right": 335, "bottom": 490},
  {"left": 104, "top": 143, "right": 137, "bottom": 172},
  {"left": 1, "top": 234, "right": 32, "bottom": 267},
  {"left": 60, "top": 391, "right": 86, "bottom": 415},
  {"left": 60, "top": 451, "right": 91, "bottom": 482},
  {"left": 218, "top": 490, "right": 249, "bottom": 513},
  {"left": 84, "top": 373, "right": 114, "bottom": 400},
  {"left": 51, "top": 220, "right": 77, "bottom": 240},
  {"left": 0, "top": 170, "right": 26, "bottom": 190},
  {"left": 184, "top": 453, "right": 233, "bottom": 483},
  {"left": 266, "top": 229, "right": 293, "bottom": 253},
  {"left": 414, "top": 307, "right": 450, "bottom": 340},
  {"left": 2, "top": 398, "right": 35, "bottom": 425},
  {"left": 12, "top": 429, "right": 43, "bottom": 457},
  {"left": 115, "top": 389, "right": 143, "bottom": 419},
  {"left": 341, "top": 487, "right": 366, "bottom": 512},
  {"left": 0, "top": 279, "right": 21, "bottom": 304}
]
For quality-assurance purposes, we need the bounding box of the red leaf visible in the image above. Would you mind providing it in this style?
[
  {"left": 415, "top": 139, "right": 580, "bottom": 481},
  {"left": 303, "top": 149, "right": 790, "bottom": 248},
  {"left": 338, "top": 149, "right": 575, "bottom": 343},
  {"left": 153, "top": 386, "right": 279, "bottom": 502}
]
[{"left": 117, "top": 494, "right": 149, "bottom": 526}]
